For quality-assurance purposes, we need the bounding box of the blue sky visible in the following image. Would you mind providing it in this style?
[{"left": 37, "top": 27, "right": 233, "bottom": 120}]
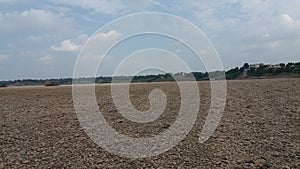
[{"left": 0, "top": 0, "right": 300, "bottom": 80}]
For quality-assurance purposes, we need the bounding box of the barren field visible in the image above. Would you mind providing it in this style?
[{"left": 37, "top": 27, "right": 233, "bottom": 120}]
[{"left": 0, "top": 78, "right": 299, "bottom": 168}]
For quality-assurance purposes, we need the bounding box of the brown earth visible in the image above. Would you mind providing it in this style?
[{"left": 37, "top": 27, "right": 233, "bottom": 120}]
[{"left": 0, "top": 78, "right": 299, "bottom": 168}]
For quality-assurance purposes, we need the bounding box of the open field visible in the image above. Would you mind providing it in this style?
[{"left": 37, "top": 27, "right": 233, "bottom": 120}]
[{"left": 0, "top": 78, "right": 299, "bottom": 168}]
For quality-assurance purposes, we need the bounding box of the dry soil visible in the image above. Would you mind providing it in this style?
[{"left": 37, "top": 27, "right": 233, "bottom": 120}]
[{"left": 0, "top": 78, "right": 299, "bottom": 168}]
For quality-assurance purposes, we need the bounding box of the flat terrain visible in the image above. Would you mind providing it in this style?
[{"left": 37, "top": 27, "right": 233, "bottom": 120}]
[{"left": 0, "top": 78, "right": 299, "bottom": 168}]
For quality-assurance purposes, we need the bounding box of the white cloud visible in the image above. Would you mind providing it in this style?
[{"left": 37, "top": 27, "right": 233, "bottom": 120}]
[
  {"left": 95, "top": 30, "right": 122, "bottom": 41},
  {"left": 74, "top": 30, "right": 122, "bottom": 77},
  {"left": 168, "top": 0, "right": 300, "bottom": 68},
  {"left": 39, "top": 54, "right": 53, "bottom": 63},
  {"left": 82, "top": 30, "right": 122, "bottom": 59},
  {"left": 1, "top": 0, "right": 300, "bottom": 80},
  {"left": 0, "top": 54, "right": 8, "bottom": 61},
  {"left": 281, "top": 14, "right": 295, "bottom": 23},
  {"left": 50, "top": 0, "right": 155, "bottom": 15},
  {"left": 280, "top": 14, "right": 300, "bottom": 31},
  {"left": 73, "top": 33, "right": 89, "bottom": 44},
  {"left": 51, "top": 0, "right": 125, "bottom": 15},
  {"left": 51, "top": 39, "right": 81, "bottom": 51},
  {"left": 0, "top": 8, "right": 73, "bottom": 34}
]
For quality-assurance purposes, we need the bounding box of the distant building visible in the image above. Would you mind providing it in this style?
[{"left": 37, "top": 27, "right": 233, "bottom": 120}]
[
  {"left": 270, "top": 64, "right": 281, "bottom": 69},
  {"left": 250, "top": 63, "right": 263, "bottom": 69},
  {"left": 265, "top": 64, "right": 281, "bottom": 69},
  {"left": 249, "top": 63, "right": 282, "bottom": 70}
]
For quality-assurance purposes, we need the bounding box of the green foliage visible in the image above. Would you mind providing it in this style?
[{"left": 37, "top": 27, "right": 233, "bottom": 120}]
[
  {"left": 0, "top": 62, "right": 299, "bottom": 85},
  {"left": 243, "top": 63, "right": 250, "bottom": 69},
  {"left": 192, "top": 72, "right": 208, "bottom": 80},
  {"left": 292, "top": 63, "right": 300, "bottom": 73},
  {"left": 272, "top": 68, "right": 284, "bottom": 75},
  {"left": 226, "top": 67, "right": 241, "bottom": 79},
  {"left": 226, "top": 62, "right": 300, "bottom": 79},
  {"left": 255, "top": 66, "right": 267, "bottom": 77},
  {"left": 0, "top": 84, "right": 7, "bottom": 87}
]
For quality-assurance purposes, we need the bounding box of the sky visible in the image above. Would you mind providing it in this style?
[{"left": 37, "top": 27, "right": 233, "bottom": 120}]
[{"left": 0, "top": 0, "right": 300, "bottom": 80}]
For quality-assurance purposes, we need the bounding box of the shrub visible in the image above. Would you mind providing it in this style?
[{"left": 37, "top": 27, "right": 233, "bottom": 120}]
[
  {"left": 44, "top": 82, "right": 59, "bottom": 86},
  {"left": 0, "top": 84, "right": 7, "bottom": 87}
]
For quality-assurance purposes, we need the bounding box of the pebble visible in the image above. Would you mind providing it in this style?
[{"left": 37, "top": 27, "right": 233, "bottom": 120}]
[
  {"left": 282, "top": 165, "right": 290, "bottom": 169},
  {"left": 245, "top": 159, "right": 254, "bottom": 164},
  {"left": 22, "top": 160, "right": 30, "bottom": 164},
  {"left": 255, "top": 158, "right": 267, "bottom": 168},
  {"left": 271, "top": 151, "right": 280, "bottom": 157}
]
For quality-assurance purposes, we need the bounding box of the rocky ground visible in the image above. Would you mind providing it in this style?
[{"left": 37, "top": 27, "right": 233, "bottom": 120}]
[{"left": 0, "top": 78, "right": 299, "bottom": 168}]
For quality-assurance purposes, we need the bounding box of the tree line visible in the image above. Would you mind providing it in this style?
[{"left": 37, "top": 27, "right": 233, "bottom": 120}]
[
  {"left": 226, "top": 62, "right": 300, "bottom": 79},
  {"left": 0, "top": 62, "right": 299, "bottom": 87}
]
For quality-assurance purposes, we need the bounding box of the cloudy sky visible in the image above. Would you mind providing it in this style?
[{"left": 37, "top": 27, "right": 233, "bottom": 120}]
[{"left": 1, "top": 0, "right": 300, "bottom": 80}]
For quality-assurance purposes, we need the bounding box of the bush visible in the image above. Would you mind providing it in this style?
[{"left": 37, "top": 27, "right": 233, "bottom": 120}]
[
  {"left": 0, "top": 84, "right": 7, "bottom": 87},
  {"left": 44, "top": 82, "right": 59, "bottom": 86}
]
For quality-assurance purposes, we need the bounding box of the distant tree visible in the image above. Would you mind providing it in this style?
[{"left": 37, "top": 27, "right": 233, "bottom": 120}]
[
  {"left": 226, "top": 67, "right": 241, "bottom": 79},
  {"left": 295, "top": 62, "right": 300, "bottom": 66},
  {"left": 273, "top": 67, "right": 285, "bottom": 75},
  {"left": 279, "top": 63, "right": 285, "bottom": 68},
  {"left": 192, "top": 72, "right": 206, "bottom": 80},
  {"left": 247, "top": 67, "right": 256, "bottom": 76},
  {"left": 255, "top": 66, "right": 266, "bottom": 76},
  {"left": 292, "top": 63, "right": 300, "bottom": 73},
  {"left": 240, "top": 67, "right": 245, "bottom": 73},
  {"left": 243, "top": 63, "right": 250, "bottom": 69},
  {"left": 285, "top": 63, "right": 294, "bottom": 73},
  {"left": 266, "top": 68, "right": 274, "bottom": 74},
  {"left": 164, "top": 73, "right": 172, "bottom": 78},
  {"left": 0, "top": 84, "right": 7, "bottom": 87},
  {"left": 294, "top": 68, "right": 300, "bottom": 73},
  {"left": 287, "top": 62, "right": 294, "bottom": 67},
  {"left": 204, "top": 72, "right": 209, "bottom": 78}
]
